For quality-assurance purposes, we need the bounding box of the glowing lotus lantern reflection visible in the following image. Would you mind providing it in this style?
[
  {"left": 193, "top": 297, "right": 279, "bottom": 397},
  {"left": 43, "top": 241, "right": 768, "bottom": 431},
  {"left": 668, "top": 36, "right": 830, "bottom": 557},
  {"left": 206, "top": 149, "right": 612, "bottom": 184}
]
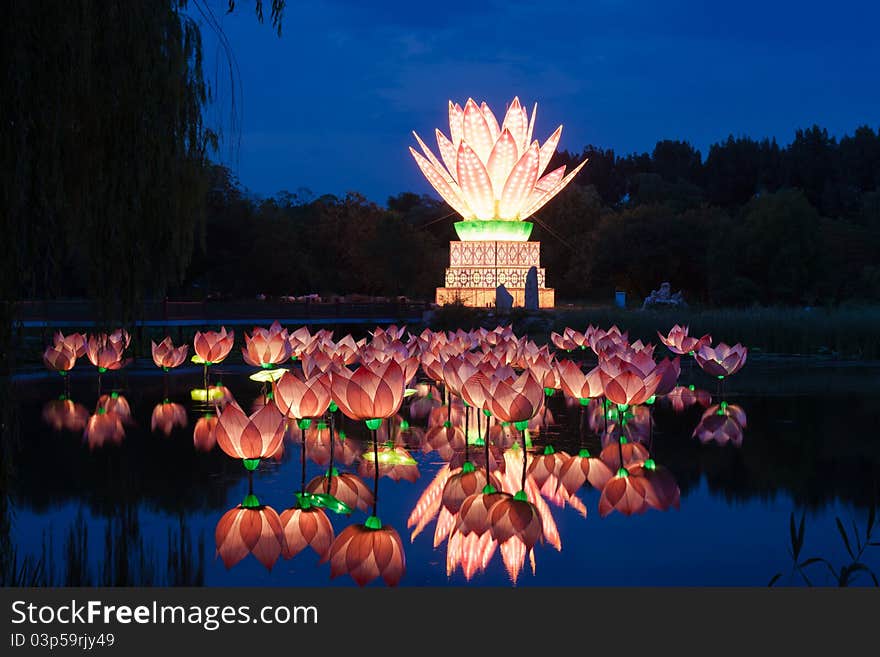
[
  {"left": 214, "top": 499, "right": 285, "bottom": 571},
  {"left": 325, "top": 521, "right": 406, "bottom": 587},
  {"left": 42, "top": 397, "right": 89, "bottom": 432},
  {"left": 151, "top": 401, "right": 187, "bottom": 436},
  {"left": 410, "top": 97, "right": 587, "bottom": 240},
  {"left": 598, "top": 467, "right": 649, "bottom": 517},
  {"left": 305, "top": 468, "right": 373, "bottom": 513},
  {"left": 280, "top": 506, "right": 334, "bottom": 560}
]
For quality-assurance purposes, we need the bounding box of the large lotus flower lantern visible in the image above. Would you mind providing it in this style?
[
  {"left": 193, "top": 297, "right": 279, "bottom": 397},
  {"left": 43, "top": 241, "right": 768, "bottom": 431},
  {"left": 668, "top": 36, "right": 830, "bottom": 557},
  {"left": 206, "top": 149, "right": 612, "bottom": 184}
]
[{"left": 410, "top": 97, "right": 587, "bottom": 242}]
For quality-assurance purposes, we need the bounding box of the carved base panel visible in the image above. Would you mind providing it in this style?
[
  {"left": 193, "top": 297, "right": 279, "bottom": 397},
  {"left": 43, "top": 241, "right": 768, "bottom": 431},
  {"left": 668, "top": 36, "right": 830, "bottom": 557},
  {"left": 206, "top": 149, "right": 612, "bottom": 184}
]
[
  {"left": 436, "top": 287, "right": 555, "bottom": 309},
  {"left": 436, "top": 239, "right": 555, "bottom": 309},
  {"left": 444, "top": 267, "right": 546, "bottom": 288}
]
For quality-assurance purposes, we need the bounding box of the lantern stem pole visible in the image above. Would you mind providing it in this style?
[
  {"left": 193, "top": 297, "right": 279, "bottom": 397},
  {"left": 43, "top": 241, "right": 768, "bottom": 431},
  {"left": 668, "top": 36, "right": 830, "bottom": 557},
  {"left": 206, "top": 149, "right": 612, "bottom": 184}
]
[
  {"left": 326, "top": 412, "right": 335, "bottom": 494},
  {"left": 602, "top": 395, "right": 607, "bottom": 437},
  {"left": 372, "top": 428, "right": 379, "bottom": 517},
  {"left": 484, "top": 411, "right": 491, "bottom": 476},
  {"left": 521, "top": 428, "right": 527, "bottom": 492},
  {"left": 464, "top": 400, "right": 469, "bottom": 462},
  {"left": 301, "top": 424, "right": 306, "bottom": 493}
]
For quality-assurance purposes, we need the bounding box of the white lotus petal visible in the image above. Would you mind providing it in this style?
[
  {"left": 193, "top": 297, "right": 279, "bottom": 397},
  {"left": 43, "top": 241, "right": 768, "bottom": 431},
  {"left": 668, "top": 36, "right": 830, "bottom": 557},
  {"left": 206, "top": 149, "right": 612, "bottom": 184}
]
[
  {"left": 481, "top": 101, "right": 500, "bottom": 142},
  {"left": 521, "top": 158, "right": 588, "bottom": 219},
  {"left": 410, "top": 147, "right": 473, "bottom": 218},
  {"left": 538, "top": 125, "right": 563, "bottom": 176},
  {"left": 413, "top": 131, "right": 454, "bottom": 183},
  {"left": 436, "top": 129, "right": 459, "bottom": 181},
  {"left": 463, "top": 98, "right": 494, "bottom": 164},
  {"left": 449, "top": 101, "right": 464, "bottom": 146},
  {"left": 486, "top": 129, "right": 519, "bottom": 197},
  {"left": 499, "top": 141, "right": 540, "bottom": 218},
  {"left": 456, "top": 141, "right": 496, "bottom": 220}
]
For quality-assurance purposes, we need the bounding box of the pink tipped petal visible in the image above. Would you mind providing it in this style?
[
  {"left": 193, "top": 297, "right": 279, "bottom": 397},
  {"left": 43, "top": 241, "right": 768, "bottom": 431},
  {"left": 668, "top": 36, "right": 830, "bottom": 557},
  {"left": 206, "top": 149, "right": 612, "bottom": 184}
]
[
  {"left": 410, "top": 148, "right": 473, "bottom": 219},
  {"left": 462, "top": 98, "right": 494, "bottom": 163},
  {"left": 521, "top": 158, "right": 588, "bottom": 219},
  {"left": 480, "top": 101, "right": 500, "bottom": 141},
  {"left": 449, "top": 101, "right": 464, "bottom": 146},
  {"left": 435, "top": 129, "right": 459, "bottom": 181},
  {"left": 499, "top": 142, "right": 540, "bottom": 219},
  {"left": 535, "top": 164, "right": 566, "bottom": 192},
  {"left": 456, "top": 141, "right": 496, "bottom": 220},
  {"left": 486, "top": 129, "right": 519, "bottom": 196},
  {"left": 412, "top": 131, "right": 454, "bottom": 182},
  {"left": 526, "top": 102, "right": 537, "bottom": 148},
  {"left": 538, "top": 125, "right": 563, "bottom": 175},
  {"left": 501, "top": 97, "right": 527, "bottom": 151}
]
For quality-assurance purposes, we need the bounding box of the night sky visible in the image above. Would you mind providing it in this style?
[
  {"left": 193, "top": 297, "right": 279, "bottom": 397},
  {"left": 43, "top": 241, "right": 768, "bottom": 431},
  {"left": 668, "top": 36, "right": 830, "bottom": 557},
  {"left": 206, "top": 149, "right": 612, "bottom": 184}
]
[{"left": 197, "top": 0, "right": 880, "bottom": 205}]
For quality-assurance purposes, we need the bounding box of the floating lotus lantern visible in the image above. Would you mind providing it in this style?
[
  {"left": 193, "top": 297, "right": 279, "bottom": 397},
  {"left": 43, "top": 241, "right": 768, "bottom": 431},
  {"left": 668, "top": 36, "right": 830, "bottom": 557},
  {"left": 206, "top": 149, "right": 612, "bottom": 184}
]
[
  {"left": 85, "top": 333, "right": 128, "bottom": 376},
  {"left": 214, "top": 402, "right": 286, "bottom": 472},
  {"left": 53, "top": 331, "right": 87, "bottom": 358},
  {"left": 558, "top": 360, "right": 604, "bottom": 406},
  {"left": 43, "top": 341, "right": 77, "bottom": 378},
  {"left": 694, "top": 342, "right": 748, "bottom": 379},
  {"left": 193, "top": 327, "right": 235, "bottom": 391},
  {"left": 659, "top": 324, "right": 711, "bottom": 356},
  {"left": 151, "top": 337, "right": 189, "bottom": 371},
  {"left": 242, "top": 321, "right": 292, "bottom": 372},
  {"left": 598, "top": 357, "right": 662, "bottom": 408}
]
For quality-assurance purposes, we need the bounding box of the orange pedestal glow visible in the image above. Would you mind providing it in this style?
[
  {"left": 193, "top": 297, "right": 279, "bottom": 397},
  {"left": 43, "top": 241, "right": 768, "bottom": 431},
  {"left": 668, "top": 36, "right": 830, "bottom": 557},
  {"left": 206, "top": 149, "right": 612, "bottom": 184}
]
[{"left": 435, "top": 240, "right": 555, "bottom": 309}]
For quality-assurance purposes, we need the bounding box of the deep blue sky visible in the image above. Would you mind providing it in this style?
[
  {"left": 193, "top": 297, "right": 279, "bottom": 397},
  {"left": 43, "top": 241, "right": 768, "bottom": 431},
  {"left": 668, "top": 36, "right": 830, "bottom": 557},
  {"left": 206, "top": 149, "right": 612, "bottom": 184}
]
[{"left": 196, "top": 0, "right": 880, "bottom": 206}]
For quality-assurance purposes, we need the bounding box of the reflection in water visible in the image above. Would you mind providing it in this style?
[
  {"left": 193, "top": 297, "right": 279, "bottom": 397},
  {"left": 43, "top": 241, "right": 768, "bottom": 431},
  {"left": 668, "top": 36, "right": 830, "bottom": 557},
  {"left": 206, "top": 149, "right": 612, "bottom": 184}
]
[
  {"left": 151, "top": 401, "right": 187, "bottom": 437},
  {"left": 27, "top": 325, "right": 880, "bottom": 588},
  {"left": 193, "top": 414, "right": 218, "bottom": 452},
  {"left": 215, "top": 498, "right": 285, "bottom": 571},
  {"left": 693, "top": 403, "right": 748, "bottom": 447},
  {"left": 326, "top": 521, "right": 406, "bottom": 586},
  {"left": 42, "top": 397, "right": 89, "bottom": 433}
]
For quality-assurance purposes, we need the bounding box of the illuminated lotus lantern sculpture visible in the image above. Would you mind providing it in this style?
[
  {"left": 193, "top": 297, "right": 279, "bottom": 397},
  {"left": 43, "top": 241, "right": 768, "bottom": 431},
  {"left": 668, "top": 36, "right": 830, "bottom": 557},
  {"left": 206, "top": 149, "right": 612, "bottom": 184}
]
[{"left": 410, "top": 97, "right": 587, "bottom": 308}]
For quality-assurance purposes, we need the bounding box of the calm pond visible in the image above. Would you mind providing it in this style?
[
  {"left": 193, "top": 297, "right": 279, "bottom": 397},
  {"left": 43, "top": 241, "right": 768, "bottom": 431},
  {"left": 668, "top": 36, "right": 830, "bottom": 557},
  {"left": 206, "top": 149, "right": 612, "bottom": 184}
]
[{"left": 5, "top": 356, "right": 880, "bottom": 587}]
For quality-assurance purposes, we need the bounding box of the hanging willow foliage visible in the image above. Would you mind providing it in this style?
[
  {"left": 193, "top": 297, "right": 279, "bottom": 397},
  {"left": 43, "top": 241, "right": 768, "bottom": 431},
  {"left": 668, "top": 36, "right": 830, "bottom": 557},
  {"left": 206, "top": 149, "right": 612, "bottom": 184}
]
[{"left": 0, "top": 1, "right": 217, "bottom": 357}]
